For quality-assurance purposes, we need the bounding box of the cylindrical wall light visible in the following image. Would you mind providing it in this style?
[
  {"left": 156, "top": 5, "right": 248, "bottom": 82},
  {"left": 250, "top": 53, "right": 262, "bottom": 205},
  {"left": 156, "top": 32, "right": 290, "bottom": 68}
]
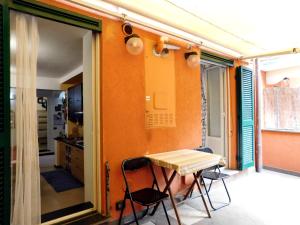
[{"left": 185, "top": 51, "right": 200, "bottom": 68}]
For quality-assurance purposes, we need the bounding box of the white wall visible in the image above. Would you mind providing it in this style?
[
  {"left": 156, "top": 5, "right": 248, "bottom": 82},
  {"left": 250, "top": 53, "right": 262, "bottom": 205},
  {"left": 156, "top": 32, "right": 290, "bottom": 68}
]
[
  {"left": 266, "top": 66, "right": 300, "bottom": 88},
  {"left": 59, "top": 65, "right": 83, "bottom": 84},
  {"left": 48, "top": 93, "right": 64, "bottom": 152},
  {"left": 37, "top": 90, "right": 65, "bottom": 152},
  {"left": 10, "top": 74, "right": 62, "bottom": 90}
]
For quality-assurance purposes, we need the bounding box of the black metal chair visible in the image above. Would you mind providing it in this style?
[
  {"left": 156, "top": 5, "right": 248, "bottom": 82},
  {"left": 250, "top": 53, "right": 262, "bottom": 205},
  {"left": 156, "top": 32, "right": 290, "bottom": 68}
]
[
  {"left": 188, "top": 147, "right": 231, "bottom": 210},
  {"left": 118, "top": 157, "right": 171, "bottom": 225}
]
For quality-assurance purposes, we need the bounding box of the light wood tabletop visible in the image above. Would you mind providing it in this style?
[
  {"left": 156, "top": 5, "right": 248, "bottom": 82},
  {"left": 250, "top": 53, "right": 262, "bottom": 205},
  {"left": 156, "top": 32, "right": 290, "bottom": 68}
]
[{"left": 146, "top": 149, "right": 222, "bottom": 176}]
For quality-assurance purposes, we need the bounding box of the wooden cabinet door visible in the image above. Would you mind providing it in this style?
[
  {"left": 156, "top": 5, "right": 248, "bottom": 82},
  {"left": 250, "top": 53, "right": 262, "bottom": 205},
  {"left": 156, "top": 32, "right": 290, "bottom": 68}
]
[
  {"left": 56, "top": 141, "right": 66, "bottom": 168},
  {"left": 71, "top": 147, "right": 84, "bottom": 183}
]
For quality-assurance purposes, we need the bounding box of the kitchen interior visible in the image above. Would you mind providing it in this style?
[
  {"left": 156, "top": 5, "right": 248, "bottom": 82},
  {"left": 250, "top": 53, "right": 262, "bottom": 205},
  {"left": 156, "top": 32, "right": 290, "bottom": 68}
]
[
  {"left": 10, "top": 12, "right": 95, "bottom": 222},
  {"left": 40, "top": 74, "right": 87, "bottom": 218}
]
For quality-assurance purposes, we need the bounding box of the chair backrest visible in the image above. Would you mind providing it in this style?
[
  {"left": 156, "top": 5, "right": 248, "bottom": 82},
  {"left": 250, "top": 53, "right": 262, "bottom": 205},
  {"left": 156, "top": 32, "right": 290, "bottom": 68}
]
[
  {"left": 194, "top": 147, "right": 213, "bottom": 154},
  {"left": 121, "top": 157, "right": 157, "bottom": 192},
  {"left": 195, "top": 147, "right": 220, "bottom": 171},
  {"left": 122, "top": 157, "right": 151, "bottom": 171}
]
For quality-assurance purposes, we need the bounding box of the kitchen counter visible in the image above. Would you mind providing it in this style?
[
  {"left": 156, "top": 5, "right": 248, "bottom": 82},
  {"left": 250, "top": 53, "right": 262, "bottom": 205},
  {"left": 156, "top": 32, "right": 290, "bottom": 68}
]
[
  {"left": 54, "top": 138, "right": 84, "bottom": 183},
  {"left": 54, "top": 137, "right": 84, "bottom": 150}
]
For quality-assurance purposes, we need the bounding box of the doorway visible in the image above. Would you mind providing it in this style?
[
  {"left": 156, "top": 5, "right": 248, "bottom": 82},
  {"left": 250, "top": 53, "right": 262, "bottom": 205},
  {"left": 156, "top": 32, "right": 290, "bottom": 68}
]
[
  {"left": 201, "top": 64, "right": 228, "bottom": 161},
  {"left": 9, "top": 11, "right": 100, "bottom": 223},
  {"left": 0, "top": 1, "right": 101, "bottom": 224}
]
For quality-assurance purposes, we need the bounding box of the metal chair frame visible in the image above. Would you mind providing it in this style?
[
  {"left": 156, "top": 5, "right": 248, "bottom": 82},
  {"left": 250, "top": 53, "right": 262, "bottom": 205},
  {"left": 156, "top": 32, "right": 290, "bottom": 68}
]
[
  {"left": 118, "top": 157, "right": 171, "bottom": 225},
  {"left": 200, "top": 165, "right": 231, "bottom": 210},
  {"left": 184, "top": 147, "right": 231, "bottom": 210}
]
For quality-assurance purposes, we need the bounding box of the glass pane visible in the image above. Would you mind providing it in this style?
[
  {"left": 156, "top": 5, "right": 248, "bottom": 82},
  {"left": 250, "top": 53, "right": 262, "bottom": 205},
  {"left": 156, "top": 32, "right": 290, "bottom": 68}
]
[{"left": 207, "top": 68, "right": 221, "bottom": 137}]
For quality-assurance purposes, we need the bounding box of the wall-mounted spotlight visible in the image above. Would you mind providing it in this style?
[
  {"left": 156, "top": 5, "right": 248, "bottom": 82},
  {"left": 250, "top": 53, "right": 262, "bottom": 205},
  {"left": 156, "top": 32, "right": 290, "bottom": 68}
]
[
  {"left": 154, "top": 36, "right": 201, "bottom": 66},
  {"left": 184, "top": 51, "right": 200, "bottom": 68},
  {"left": 153, "top": 46, "right": 169, "bottom": 57},
  {"left": 122, "top": 22, "right": 144, "bottom": 55}
]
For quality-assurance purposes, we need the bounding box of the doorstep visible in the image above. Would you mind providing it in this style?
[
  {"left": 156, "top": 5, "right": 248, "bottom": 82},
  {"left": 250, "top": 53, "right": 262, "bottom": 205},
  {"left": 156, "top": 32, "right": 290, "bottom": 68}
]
[{"left": 52, "top": 211, "right": 109, "bottom": 225}]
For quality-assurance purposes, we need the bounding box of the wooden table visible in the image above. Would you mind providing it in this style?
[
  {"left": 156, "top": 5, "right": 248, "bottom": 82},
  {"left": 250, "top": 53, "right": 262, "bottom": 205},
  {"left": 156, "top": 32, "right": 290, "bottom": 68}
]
[{"left": 146, "top": 149, "right": 222, "bottom": 225}]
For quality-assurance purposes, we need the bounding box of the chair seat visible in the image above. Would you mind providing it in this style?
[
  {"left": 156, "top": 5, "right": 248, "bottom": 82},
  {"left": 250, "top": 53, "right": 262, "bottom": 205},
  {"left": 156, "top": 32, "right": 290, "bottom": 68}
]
[
  {"left": 202, "top": 171, "right": 229, "bottom": 180},
  {"left": 130, "top": 188, "right": 169, "bottom": 206}
]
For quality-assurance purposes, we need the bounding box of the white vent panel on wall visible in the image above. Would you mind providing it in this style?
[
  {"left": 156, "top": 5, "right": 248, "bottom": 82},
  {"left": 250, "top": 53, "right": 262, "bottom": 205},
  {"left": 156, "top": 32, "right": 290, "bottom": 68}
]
[{"left": 145, "top": 112, "right": 175, "bottom": 129}]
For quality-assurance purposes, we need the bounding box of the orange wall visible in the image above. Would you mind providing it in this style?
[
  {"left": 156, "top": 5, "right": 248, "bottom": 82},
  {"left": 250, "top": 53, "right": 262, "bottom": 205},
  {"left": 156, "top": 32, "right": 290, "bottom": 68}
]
[
  {"left": 229, "top": 66, "right": 238, "bottom": 169},
  {"left": 41, "top": 0, "right": 239, "bottom": 220},
  {"left": 262, "top": 130, "right": 300, "bottom": 173},
  {"left": 101, "top": 18, "right": 202, "bottom": 218},
  {"left": 228, "top": 60, "right": 246, "bottom": 169},
  {"left": 261, "top": 71, "right": 300, "bottom": 174},
  {"left": 261, "top": 70, "right": 267, "bottom": 88}
]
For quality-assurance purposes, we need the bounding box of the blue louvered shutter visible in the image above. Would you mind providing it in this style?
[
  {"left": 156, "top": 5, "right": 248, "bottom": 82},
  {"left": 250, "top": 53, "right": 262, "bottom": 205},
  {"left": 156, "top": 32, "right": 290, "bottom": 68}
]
[
  {"left": 0, "top": 2, "right": 11, "bottom": 224},
  {"left": 237, "top": 66, "right": 255, "bottom": 170}
]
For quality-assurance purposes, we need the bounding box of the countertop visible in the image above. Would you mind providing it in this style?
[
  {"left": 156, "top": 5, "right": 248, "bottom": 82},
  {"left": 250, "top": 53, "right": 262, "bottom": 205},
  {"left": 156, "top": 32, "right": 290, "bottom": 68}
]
[{"left": 54, "top": 137, "right": 84, "bottom": 150}]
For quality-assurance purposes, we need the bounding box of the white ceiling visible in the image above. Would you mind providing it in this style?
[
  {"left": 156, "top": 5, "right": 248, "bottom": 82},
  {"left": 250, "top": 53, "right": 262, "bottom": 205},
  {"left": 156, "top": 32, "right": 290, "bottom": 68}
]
[
  {"left": 260, "top": 54, "right": 300, "bottom": 71},
  {"left": 11, "top": 12, "right": 88, "bottom": 78},
  {"left": 105, "top": 0, "right": 300, "bottom": 57}
]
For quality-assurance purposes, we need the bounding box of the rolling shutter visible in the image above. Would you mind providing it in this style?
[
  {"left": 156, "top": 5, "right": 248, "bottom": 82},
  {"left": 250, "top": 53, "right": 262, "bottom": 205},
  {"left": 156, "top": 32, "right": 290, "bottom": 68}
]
[
  {"left": 201, "top": 51, "right": 234, "bottom": 67},
  {"left": 0, "top": 2, "right": 11, "bottom": 224},
  {"left": 237, "top": 66, "right": 255, "bottom": 170}
]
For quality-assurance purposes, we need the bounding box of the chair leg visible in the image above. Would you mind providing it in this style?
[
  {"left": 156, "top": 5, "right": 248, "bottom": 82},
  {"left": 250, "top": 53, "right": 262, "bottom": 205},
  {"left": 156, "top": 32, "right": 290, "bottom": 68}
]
[
  {"left": 207, "top": 180, "right": 213, "bottom": 192},
  {"left": 193, "top": 173, "right": 211, "bottom": 218},
  {"left": 161, "top": 200, "right": 171, "bottom": 225},
  {"left": 202, "top": 177, "right": 231, "bottom": 211},
  {"left": 201, "top": 177, "right": 215, "bottom": 210},
  {"left": 207, "top": 167, "right": 217, "bottom": 192},
  {"left": 118, "top": 197, "right": 126, "bottom": 225},
  {"left": 200, "top": 176, "right": 210, "bottom": 194},
  {"left": 222, "top": 178, "right": 231, "bottom": 204}
]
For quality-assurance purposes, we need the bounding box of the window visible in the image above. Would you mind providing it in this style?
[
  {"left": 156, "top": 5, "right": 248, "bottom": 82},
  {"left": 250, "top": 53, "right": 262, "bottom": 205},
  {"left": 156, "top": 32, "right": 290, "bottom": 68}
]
[{"left": 263, "top": 87, "right": 300, "bottom": 130}]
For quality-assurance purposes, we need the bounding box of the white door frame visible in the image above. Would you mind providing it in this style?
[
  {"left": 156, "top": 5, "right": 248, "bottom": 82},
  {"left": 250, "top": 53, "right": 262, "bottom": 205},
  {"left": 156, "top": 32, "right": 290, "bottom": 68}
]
[
  {"left": 84, "top": 31, "right": 102, "bottom": 212},
  {"left": 42, "top": 32, "right": 101, "bottom": 225},
  {"left": 93, "top": 32, "right": 102, "bottom": 213}
]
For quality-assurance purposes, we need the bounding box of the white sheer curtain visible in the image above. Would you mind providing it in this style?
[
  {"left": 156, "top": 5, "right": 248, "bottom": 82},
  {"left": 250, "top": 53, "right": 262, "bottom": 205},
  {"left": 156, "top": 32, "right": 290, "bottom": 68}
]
[{"left": 11, "top": 13, "right": 41, "bottom": 225}]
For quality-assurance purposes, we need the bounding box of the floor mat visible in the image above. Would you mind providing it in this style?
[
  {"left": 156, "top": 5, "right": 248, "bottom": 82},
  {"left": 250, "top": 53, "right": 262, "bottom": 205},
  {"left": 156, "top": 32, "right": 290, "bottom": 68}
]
[{"left": 41, "top": 169, "right": 83, "bottom": 192}]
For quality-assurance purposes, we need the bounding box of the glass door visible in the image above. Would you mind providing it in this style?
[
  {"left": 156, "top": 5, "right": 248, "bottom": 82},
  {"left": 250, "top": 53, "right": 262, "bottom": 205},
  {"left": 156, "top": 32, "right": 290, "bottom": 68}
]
[{"left": 206, "top": 66, "right": 226, "bottom": 158}]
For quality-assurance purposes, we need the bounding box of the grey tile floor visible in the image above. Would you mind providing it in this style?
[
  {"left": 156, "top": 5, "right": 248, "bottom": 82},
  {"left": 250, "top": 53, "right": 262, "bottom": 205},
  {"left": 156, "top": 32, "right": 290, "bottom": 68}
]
[{"left": 123, "top": 169, "right": 300, "bottom": 225}]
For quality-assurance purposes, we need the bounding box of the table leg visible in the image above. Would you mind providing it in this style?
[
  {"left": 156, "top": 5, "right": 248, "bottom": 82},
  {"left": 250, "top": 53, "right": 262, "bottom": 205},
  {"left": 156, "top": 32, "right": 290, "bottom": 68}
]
[
  {"left": 183, "top": 179, "right": 196, "bottom": 200},
  {"left": 184, "top": 171, "right": 203, "bottom": 200},
  {"left": 151, "top": 170, "right": 177, "bottom": 215},
  {"left": 193, "top": 172, "right": 211, "bottom": 218},
  {"left": 161, "top": 168, "right": 182, "bottom": 225}
]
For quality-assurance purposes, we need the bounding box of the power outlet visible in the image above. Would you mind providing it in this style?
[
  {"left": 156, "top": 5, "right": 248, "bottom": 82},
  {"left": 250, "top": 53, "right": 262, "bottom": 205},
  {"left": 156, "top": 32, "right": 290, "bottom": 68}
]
[{"left": 116, "top": 200, "right": 125, "bottom": 211}]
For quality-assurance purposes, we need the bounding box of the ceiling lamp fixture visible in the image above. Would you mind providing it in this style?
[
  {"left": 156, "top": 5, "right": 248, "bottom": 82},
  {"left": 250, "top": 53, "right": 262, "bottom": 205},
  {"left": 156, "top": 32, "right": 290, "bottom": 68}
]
[
  {"left": 122, "top": 22, "right": 143, "bottom": 55},
  {"left": 185, "top": 51, "right": 200, "bottom": 68}
]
